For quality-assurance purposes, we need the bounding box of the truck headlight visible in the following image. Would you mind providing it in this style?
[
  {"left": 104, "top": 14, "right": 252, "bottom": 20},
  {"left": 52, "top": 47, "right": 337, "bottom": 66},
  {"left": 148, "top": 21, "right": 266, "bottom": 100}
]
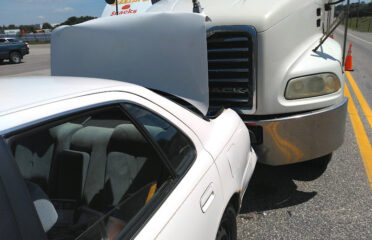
[{"left": 285, "top": 73, "right": 341, "bottom": 100}]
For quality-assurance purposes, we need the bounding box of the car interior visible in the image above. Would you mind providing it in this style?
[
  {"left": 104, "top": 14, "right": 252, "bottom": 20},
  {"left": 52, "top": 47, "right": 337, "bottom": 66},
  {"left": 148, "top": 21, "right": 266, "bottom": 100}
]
[{"left": 9, "top": 106, "right": 172, "bottom": 240}]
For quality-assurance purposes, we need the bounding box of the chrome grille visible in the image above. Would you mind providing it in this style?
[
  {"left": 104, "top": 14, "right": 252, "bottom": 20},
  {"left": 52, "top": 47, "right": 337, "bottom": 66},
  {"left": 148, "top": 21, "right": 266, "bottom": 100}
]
[{"left": 207, "top": 26, "right": 256, "bottom": 116}]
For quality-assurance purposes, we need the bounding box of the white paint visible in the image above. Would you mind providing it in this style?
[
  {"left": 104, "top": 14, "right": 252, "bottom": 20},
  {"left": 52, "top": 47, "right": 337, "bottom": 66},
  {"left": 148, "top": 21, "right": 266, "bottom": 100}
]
[
  {"left": 145, "top": 0, "right": 346, "bottom": 114},
  {"left": 149, "top": 0, "right": 311, "bottom": 33},
  {"left": 0, "top": 76, "right": 257, "bottom": 240},
  {"left": 101, "top": 0, "right": 152, "bottom": 17},
  {"left": 0, "top": 76, "right": 123, "bottom": 117},
  {"left": 51, "top": 12, "right": 209, "bottom": 115}
]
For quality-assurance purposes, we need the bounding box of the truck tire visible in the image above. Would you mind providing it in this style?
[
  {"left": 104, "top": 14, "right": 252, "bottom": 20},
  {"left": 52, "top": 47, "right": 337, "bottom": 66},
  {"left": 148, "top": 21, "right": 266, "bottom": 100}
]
[
  {"left": 9, "top": 51, "right": 22, "bottom": 64},
  {"left": 216, "top": 205, "right": 237, "bottom": 240}
]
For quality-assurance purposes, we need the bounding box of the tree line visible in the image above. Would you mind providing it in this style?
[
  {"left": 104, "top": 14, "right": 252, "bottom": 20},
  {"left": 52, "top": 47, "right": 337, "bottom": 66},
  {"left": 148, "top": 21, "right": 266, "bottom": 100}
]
[
  {"left": 1, "top": 16, "right": 96, "bottom": 34},
  {"left": 336, "top": 1, "right": 372, "bottom": 18}
]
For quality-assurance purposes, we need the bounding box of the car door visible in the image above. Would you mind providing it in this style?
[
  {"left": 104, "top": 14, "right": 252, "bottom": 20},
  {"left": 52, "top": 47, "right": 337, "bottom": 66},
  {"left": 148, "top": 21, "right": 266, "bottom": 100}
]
[
  {"left": 1, "top": 88, "right": 227, "bottom": 239},
  {"left": 3, "top": 98, "right": 214, "bottom": 240},
  {"left": 0, "top": 138, "right": 46, "bottom": 240},
  {"left": 0, "top": 39, "right": 8, "bottom": 58},
  {"left": 123, "top": 105, "right": 225, "bottom": 240},
  {"left": 150, "top": 160, "right": 224, "bottom": 240},
  {"left": 4, "top": 103, "right": 177, "bottom": 239}
]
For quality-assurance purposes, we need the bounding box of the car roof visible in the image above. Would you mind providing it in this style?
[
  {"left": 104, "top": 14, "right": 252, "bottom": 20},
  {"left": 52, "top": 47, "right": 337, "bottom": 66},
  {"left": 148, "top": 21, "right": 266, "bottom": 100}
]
[
  {"left": 0, "top": 76, "right": 212, "bottom": 151},
  {"left": 0, "top": 76, "right": 136, "bottom": 116}
]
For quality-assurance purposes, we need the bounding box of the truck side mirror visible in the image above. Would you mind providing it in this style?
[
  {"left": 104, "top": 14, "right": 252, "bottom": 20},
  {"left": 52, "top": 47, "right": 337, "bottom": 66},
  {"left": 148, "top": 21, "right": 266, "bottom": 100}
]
[{"left": 105, "top": 0, "right": 115, "bottom": 4}]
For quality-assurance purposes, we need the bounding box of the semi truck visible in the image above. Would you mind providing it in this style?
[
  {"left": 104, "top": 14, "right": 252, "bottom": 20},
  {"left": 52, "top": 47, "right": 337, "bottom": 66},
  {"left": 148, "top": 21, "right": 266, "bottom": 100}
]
[{"left": 52, "top": 0, "right": 349, "bottom": 166}]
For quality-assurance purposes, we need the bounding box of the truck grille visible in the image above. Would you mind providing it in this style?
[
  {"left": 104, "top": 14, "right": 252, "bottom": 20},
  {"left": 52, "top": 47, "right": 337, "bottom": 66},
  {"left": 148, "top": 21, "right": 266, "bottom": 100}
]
[{"left": 207, "top": 26, "right": 256, "bottom": 116}]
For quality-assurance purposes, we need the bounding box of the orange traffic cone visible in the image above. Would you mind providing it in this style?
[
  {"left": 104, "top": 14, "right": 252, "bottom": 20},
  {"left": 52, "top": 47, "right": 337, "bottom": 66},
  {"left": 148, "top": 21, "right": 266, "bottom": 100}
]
[{"left": 345, "top": 43, "right": 353, "bottom": 71}]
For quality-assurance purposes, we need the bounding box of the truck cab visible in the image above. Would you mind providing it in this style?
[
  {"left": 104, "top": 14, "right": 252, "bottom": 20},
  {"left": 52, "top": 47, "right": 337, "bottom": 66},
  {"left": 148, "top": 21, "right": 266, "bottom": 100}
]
[
  {"left": 148, "top": 0, "right": 348, "bottom": 165},
  {"left": 52, "top": 0, "right": 347, "bottom": 166}
]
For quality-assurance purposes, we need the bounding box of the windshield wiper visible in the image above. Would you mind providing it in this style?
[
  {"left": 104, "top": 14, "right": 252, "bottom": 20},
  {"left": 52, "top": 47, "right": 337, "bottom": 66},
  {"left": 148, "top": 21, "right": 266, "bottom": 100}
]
[
  {"left": 313, "top": 0, "right": 350, "bottom": 68},
  {"left": 313, "top": 11, "right": 345, "bottom": 52}
]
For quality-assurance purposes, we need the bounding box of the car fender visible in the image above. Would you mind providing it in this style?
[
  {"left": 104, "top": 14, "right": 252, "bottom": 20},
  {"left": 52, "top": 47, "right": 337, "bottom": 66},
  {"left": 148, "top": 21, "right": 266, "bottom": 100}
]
[{"left": 203, "top": 109, "right": 256, "bottom": 208}]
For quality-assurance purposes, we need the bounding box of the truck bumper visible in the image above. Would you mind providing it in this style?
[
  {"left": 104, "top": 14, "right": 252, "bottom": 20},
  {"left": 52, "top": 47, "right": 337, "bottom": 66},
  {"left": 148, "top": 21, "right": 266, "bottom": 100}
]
[{"left": 245, "top": 97, "right": 348, "bottom": 166}]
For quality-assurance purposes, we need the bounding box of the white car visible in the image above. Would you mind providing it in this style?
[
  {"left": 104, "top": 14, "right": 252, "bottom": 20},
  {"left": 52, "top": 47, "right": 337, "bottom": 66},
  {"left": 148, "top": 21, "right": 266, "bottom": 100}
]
[{"left": 0, "top": 76, "right": 256, "bottom": 240}]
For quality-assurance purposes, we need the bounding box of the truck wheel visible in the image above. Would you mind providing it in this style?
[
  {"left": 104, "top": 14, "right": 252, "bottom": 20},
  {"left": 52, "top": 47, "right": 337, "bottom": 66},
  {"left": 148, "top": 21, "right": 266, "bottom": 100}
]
[
  {"left": 9, "top": 52, "right": 21, "bottom": 64},
  {"left": 216, "top": 205, "right": 237, "bottom": 240}
]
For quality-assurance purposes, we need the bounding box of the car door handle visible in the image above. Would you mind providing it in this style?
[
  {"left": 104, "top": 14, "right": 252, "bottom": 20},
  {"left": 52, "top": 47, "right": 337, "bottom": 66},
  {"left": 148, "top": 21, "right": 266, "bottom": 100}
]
[{"left": 200, "top": 183, "right": 215, "bottom": 213}]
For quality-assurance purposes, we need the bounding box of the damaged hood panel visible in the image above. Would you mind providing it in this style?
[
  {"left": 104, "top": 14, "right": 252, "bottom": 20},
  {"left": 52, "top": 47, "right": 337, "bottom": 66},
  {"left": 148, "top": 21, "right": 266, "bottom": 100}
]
[{"left": 51, "top": 12, "right": 209, "bottom": 115}]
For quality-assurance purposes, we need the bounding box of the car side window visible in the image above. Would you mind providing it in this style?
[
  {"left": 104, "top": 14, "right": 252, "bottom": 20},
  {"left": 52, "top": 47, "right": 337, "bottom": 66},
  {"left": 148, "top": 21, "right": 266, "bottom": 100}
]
[
  {"left": 125, "top": 104, "right": 196, "bottom": 173},
  {"left": 8, "top": 105, "right": 172, "bottom": 240}
]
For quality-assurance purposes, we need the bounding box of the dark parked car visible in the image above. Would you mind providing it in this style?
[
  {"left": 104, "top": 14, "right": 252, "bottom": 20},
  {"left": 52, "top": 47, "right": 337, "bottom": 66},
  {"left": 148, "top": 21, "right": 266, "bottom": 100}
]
[{"left": 0, "top": 38, "right": 29, "bottom": 64}]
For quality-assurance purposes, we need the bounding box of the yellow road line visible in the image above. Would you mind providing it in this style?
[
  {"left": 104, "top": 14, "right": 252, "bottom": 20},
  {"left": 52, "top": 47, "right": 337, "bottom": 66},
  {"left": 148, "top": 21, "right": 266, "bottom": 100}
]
[
  {"left": 346, "top": 71, "right": 372, "bottom": 129},
  {"left": 344, "top": 83, "right": 372, "bottom": 189}
]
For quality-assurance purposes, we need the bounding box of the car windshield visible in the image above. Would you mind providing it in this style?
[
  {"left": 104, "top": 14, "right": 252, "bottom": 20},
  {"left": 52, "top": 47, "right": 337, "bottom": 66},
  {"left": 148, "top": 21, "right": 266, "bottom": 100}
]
[{"left": 7, "top": 38, "right": 21, "bottom": 42}]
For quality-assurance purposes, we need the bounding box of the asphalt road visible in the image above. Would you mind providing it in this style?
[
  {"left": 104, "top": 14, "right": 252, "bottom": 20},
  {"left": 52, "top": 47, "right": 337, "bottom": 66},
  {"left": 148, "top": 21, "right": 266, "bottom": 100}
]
[
  {"left": 336, "top": 28, "right": 372, "bottom": 107},
  {"left": 0, "top": 44, "right": 50, "bottom": 77},
  {"left": 0, "top": 36, "right": 371, "bottom": 239},
  {"left": 237, "top": 29, "right": 372, "bottom": 239}
]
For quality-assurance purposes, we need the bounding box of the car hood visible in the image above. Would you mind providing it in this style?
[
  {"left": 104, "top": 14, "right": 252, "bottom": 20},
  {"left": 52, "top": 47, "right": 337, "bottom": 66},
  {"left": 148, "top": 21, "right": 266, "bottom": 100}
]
[{"left": 51, "top": 12, "right": 209, "bottom": 115}]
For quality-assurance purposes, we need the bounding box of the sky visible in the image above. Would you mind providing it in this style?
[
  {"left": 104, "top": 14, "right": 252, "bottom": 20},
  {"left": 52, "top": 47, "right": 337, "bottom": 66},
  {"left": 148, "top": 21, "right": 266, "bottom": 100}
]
[
  {"left": 0, "top": 0, "right": 107, "bottom": 26},
  {"left": 0, "top": 0, "right": 368, "bottom": 26}
]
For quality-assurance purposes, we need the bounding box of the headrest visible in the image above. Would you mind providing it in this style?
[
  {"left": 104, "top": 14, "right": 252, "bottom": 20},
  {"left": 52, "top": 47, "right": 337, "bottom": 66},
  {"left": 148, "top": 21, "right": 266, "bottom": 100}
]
[
  {"left": 108, "top": 124, "right": 148, "bottom": 154},
  {"left": 71, "top": 126, "right": 114, "bottom": 153},
  {"left": 49, "top": 123, "right": 82, "bottom": 140}
]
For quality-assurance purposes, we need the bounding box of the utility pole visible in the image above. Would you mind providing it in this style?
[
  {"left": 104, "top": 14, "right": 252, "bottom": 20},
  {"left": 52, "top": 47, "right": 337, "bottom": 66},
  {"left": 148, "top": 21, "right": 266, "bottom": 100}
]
[
  {"left": 356, "top": 0, "right": 361, "bottom": 29},
  {"left": 116, "top": 0, "right": 119, "bottom": 15},
  {"left": 343, "top": 0, "right": 350, "bottom": 67}
]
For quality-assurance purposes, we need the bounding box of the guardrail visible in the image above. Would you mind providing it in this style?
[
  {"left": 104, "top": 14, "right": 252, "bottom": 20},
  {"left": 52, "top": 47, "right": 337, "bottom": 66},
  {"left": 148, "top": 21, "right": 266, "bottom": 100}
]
[{"left": 0, "top": 33, "right": 51, "bottom": 42}]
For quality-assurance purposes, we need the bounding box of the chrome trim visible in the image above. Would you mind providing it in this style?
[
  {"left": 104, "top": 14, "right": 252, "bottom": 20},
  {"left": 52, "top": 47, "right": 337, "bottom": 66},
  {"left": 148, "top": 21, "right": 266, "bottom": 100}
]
[
  {"left": 246, "top": 98, "right": 348, "bottom": 165},
  {"left": 207, "top": 26, "right": 258, "bottom": 115}
]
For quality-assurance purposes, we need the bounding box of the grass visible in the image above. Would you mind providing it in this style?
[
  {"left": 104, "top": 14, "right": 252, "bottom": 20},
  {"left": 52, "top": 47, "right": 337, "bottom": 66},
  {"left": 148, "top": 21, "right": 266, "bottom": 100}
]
[{"left": 343, "top": 17, "right": 372, "bottom": 33}]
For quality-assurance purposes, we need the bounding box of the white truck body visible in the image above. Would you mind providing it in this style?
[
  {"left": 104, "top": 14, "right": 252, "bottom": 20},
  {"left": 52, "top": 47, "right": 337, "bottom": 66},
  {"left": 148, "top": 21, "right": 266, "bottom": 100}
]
[
  {"left": 52, "top": 13, "right": 209, "bottom": 115},
  {"left": 52, "top": 0, "right": 348, "bottom": 165},
  {"left": 101, "top": 0, "right": 153, "bottom": 17}
]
